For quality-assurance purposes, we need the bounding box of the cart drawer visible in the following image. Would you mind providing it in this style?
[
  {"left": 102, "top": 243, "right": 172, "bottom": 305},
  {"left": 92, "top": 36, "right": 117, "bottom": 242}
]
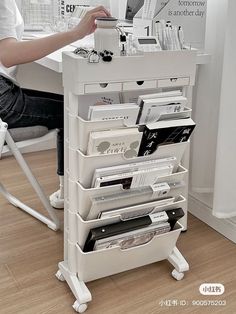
[
  {"left": 123, "top": 80, "right": 156, "bottom": 91},
  {"left": 84, "top": 82, "right": 122, "bottom": 94},
  {"left": 157, "top": 77, "right": 189, "bottom": 88}
]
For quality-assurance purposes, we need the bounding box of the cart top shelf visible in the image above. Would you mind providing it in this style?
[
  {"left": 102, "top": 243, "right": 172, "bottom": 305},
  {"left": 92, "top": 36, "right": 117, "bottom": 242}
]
[{"left": 62, "top": 50, "right": 197, "bottom": 95}]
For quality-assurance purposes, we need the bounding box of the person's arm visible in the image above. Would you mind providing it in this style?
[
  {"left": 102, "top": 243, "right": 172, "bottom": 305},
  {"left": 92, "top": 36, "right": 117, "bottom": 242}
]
[{"left": 0, "top": 6, "right": 110, "bottom": 68}]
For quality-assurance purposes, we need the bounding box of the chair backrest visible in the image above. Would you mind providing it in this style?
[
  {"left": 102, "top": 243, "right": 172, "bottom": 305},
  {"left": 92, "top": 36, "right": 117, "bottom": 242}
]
[{"left": 0, "top": 118, "right": 8, "bottom": 158}]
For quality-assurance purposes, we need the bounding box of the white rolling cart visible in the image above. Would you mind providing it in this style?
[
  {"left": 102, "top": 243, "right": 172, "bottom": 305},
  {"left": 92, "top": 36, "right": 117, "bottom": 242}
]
[{"left": 56, "top": 50, "right": 197, "bottom": 313}]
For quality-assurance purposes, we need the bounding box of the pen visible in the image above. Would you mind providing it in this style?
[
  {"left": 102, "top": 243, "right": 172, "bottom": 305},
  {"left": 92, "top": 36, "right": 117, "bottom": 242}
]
[
  {"left": 172, "top": 26, "right": 181, "bottom": 50},
  {"left": 178, "top": 26, "right": 184, "bottom": 50},
  {"left": 155, "top": 21, "right": 163, "bottom": 49}
]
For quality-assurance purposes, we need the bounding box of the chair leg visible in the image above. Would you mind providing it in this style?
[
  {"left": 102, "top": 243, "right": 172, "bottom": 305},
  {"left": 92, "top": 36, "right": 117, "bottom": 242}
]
[
  {"left": 0, "top": 131, "right": 61, "bottom": 231},
  {"left": 0, "top": 183, "right": 59, "bottom": 230}
]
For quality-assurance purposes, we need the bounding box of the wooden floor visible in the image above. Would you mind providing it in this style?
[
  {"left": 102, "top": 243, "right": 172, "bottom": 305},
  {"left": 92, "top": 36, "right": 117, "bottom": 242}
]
[{"left": 0, "top": 150, "right": 236, "bottom": 314}]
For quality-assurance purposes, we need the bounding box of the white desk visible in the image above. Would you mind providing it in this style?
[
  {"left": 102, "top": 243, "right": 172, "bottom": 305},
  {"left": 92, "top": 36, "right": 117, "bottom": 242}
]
[
  {"left": 17, "top": 34, "right": 94, "bottom": 92},
  {"left": 35, "top": 35, "right": 95, "bottom": 73},
  {"left": 36, "top": 46, "right": 73, "bottom": 73}
]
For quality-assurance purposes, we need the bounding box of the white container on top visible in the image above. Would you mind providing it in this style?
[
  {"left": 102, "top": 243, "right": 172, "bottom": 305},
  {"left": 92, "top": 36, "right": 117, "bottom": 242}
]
[{"left": 94, "top": 17, "right": 120, "bottom": 56}]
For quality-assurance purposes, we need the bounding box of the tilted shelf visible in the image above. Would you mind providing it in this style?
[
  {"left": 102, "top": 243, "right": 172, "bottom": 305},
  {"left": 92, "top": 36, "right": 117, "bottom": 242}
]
[
  {"left": 68, "top": 108, "right": 192, "bottom": 153},
  {"left": 68, "top": 165, "right": 187, "bottom": 217},
  {"left": 66, "top": 195, "right": 186, "bottom": 244},
  {"left": 68, "top": 142, "right": 189, "bottom": 186}
]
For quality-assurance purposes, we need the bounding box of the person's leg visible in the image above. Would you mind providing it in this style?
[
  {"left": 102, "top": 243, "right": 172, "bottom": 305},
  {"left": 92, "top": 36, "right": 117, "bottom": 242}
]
[
  {"left": 22, "top": 88, "right": 65, "bottom": 208},
  {"left": 50, "top": 127, "right": 65, "bottom": 209},
  {"left": 22, "top": 88, "right": 64, "bottom": 181},
  {"left": 0, "top": 76, "right": 64, "bottom": 208}
]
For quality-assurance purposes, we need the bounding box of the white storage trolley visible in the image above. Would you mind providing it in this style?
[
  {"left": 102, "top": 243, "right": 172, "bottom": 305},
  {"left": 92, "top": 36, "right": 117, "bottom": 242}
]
[{"left": 56, "top": 50, "right": 197, "bottom": 313}]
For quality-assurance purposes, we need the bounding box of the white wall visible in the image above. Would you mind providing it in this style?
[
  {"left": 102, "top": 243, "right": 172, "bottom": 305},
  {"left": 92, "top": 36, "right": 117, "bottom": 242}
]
[
  {"left": 90, "top": 0, "right": 110, "bottom": 9},
  {"left": 189, "top": 0, "right": 236, "bottom": 240},
  {"left": 212, "top": 0, "right": 236, "bottom": 218},
  {"left": 190, "top": 0, "right": 228, "bottom": 205}
]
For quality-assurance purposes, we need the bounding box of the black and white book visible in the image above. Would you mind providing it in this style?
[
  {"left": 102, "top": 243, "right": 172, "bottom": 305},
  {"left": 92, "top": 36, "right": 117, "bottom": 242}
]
[
  {"left": 94, "top": 164, "right": 174, "bottom": 189},
  {"left": 137, "top": 90, "right": 182, "bottom": 107},
  {"left": 84, "top": 208, "right": 184, "bottom": 252},
  {"left": 94, "top": 222, "right": 171, "bottom": 251},
  {"left": 138, "top": 95, "right": 187, "bottom": 124},
  {"left": 137, "top": 90, "right": 182, "bottom": 123},
  {"left": 87, "top": 128, "right": 142, "bottom": 157},
  {"left": 77, "top": 93, "right": 121, "bottom": 119},
  {"left": 91, "top": 156, "right": 177, "bottom": 187},
  {"left": 87, "top": 181, "right": 184, "bottom": 220},
  {"left": 88, "top": 103, "right": 140, "bottom": 126},
  {"left": 138, "top": 118, "right": 196, "bottom": 156},
  {"left": 98, "top": 197, "right": 175, "bottom": 220}
]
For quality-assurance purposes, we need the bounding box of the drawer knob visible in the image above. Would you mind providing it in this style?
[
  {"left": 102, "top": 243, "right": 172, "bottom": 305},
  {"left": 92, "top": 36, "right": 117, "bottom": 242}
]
[
  {"left": 136, "top": 81, "right": 144, "bottom": 86},
  {"left": 99, "top": 83, "right": 108, "bottom": 88}
]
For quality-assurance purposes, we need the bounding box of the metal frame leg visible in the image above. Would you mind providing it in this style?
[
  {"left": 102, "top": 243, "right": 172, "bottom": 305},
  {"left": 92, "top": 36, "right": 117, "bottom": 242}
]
[{"left": 168, "top": 246, "right": 189, "bottom": 281}]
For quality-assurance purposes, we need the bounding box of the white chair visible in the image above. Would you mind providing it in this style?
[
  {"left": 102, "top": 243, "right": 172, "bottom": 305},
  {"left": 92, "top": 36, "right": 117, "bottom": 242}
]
[
  {"left": 0, "top": 119, "right": 60, "bottom": 231},
  {"left": 1, "top": 125, "right": 57, "bottom": 157}
]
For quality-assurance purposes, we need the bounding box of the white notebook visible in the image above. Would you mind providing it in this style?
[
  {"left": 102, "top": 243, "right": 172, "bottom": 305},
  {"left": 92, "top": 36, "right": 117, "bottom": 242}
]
[
  {"left": 87, "top": 128, "right": 142, "bottom": 157},
  {"left": 88, "top": 103, "right": 140, "bottom": 126}
]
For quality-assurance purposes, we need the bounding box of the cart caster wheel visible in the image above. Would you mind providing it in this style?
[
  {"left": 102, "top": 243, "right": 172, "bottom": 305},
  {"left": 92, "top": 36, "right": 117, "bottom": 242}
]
[
  {"left": 172, "top": 269, "right": 184, "bottom": 281},
  {"left": 55, "top": 270, "right": 65, "bottom": 282},
  {"left": 73, "top": 301, "right": 88, "bottom": 313}
]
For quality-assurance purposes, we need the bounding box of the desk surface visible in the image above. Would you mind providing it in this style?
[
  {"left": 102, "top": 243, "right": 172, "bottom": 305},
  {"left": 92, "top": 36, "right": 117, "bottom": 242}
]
[
  {"left": 24, "top": 32, "right": 211, "bottom": 73},
  {"left": 23, "top": 32, "right": 94, "bottom": 73}
]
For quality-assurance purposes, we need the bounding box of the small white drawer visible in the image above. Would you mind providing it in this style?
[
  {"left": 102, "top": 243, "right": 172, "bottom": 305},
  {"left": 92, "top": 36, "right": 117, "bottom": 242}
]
[
  {"left": 157, "top": 77, "right": 189, "bottom": 88},
  {"left": 123, "top": 80, "right": 157, "bottom": 91},
  {"left": 84, "top": 82, "right": 122, "bottom": 94}
]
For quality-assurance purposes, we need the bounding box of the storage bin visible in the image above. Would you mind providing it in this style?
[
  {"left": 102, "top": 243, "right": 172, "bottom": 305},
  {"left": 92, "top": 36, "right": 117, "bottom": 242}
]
[{"left": 75, "top": 222, "right": 183, "bottom": 282}]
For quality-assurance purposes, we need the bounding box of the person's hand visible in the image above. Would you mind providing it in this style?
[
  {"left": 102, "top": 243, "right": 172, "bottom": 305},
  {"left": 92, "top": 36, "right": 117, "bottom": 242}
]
[{"left": 72, "top": 6, "right": 111, "bottom": 40}]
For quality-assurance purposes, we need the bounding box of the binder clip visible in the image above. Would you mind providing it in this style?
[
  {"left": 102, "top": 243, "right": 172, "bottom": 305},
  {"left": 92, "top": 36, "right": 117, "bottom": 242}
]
[{"left": 73, "top": 47, "right": 89, "bottom": 58}]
